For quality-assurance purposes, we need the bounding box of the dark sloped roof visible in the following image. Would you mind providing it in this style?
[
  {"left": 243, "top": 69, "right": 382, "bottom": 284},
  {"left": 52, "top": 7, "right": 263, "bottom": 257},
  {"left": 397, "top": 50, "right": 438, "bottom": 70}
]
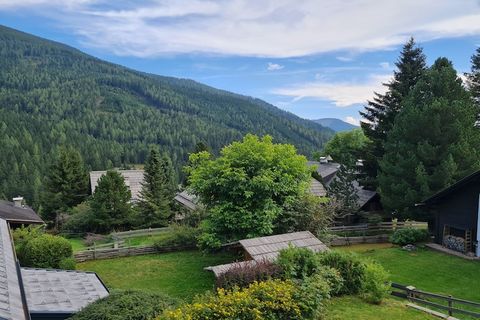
[
  {"left": 21, "top": 268, "right": 109, "bottom": 314},
  {"left": 0, "top": 219, "right": 28, "bottom": 320},
  {"left": 422, "top": 170, "right": 480, "bottom": 205},
  {"left": 307, "top": 161, "right": 341, "bottom": 184},
  {"left": 353, "top": 181, "right": 378, "bottom": 209},
  {"left": 0, "top": 201, "right": 43, "bottom": 225},
  {"left": 174, "top": 191, "right": 198, "bottom": 211}
]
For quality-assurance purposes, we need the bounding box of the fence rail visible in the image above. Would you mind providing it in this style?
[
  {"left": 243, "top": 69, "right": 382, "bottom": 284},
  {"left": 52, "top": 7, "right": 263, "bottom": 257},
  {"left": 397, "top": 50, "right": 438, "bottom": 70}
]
[
  {"left": 391, "top": 282, "right": 480, "bottom": 318},
  {"left": 328, "top": 221, "right": 427, "bottom": 233},
  {"left": 110, "top": 227, "right": 171, "bottom": 240},
  {"left": 74, "top": 244, "right": 195, "bottom": 262}
]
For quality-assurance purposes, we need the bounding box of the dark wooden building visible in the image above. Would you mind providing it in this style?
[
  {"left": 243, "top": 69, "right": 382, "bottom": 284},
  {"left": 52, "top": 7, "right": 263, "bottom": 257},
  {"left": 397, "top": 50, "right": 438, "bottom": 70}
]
[{"left": 422, "top": 170, "right": 480, "bottom": 257}]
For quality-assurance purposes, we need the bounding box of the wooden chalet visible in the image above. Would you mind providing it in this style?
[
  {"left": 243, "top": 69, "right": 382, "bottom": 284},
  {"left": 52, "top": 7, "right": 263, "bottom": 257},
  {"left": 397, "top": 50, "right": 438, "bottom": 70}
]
[
  {"left": 422, "top": 170, "right": 480, "bottom": 257},
  {"left": 0, "top": 197, "right": 44, "bottom": 227}
]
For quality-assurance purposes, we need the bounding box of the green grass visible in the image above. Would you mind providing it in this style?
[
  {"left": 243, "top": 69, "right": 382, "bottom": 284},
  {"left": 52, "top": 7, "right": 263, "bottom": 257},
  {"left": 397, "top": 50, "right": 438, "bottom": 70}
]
[
  {"left": 324, "top": 296, "right": 432, "bottom": 320},
  {"left": 338, "top": 244, "right": 480, "bottom": 302},
  {"left": 77, "top": 250, "right": 236, "bottom": 301},
  {"left": 66, "top": 237, "right": 87, "bottom": 252}
]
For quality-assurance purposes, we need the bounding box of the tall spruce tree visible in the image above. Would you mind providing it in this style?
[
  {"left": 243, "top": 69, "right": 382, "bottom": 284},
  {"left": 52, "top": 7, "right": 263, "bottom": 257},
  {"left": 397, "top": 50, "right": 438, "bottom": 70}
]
[
  {"left": 360, "top": 38, "right": 426, "bottom": 189},
  {"left": 138, "top": 148, "right": 176, "bottom": 227},
  {"left": 90, "top": 170, "right": 132, "bottom": 233},
  {"left": 41, "top": 146, "right": 89, "bottom": 223},
  {"left": 466, "top": 47, "right": 480, "bottom": 104},
  {"left": 378, "top": 58, "right": 480, "bottom": 219},
  {"left": 327, "top": 165, "right": 359, "bottom": 218}
]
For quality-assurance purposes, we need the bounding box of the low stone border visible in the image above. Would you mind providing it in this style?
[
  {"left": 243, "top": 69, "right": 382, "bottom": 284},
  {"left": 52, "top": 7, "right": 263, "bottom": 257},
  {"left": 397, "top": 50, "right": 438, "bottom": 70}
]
[{"left": 425, "top": 243, "right": 479, "bottom": 260}]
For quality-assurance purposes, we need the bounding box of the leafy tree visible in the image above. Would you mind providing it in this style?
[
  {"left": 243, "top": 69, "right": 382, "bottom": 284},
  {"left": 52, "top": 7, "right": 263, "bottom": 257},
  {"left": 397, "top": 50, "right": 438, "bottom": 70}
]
[
  {"left": 360, "top": 38, "right": 426, "bottom": 188},
  {"left": 327, "top": 165, "right": 359, "bottom": 218},
  {"left": 379, "top": 58, "right": 480, "bottom": 218},
  {"left": 186, "top": 134, "right": 312, "bottom": 249},
  {"left": 466, "top": 47, "right": 480, "bottom": 105},
  {"left": 90, "top": 170, "right": 133, "bottom": 233},
  {"left": 40, "top": 146, "right": 88, "bottom": 224},
  {"left": 323, "top": 129, "right": 369, "bottom": 166},
  {"left": 138, "top": 147, "right": 176, "bottom": 227}
]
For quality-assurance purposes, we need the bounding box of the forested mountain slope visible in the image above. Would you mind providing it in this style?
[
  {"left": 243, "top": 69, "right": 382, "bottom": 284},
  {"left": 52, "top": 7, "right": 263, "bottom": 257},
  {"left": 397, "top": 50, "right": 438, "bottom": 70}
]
[{"left": 0, "top": 25, "right": 333, "bottom": 205}]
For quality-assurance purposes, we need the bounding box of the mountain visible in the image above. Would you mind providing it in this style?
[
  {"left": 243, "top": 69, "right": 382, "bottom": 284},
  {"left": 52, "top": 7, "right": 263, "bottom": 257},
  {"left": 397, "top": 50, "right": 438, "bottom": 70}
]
[
  {"left": 0, "top": 25, "right": 334, "bottom": 206},
  {"left": 313, "top": 118, "right": 358, "bottom": 132}
]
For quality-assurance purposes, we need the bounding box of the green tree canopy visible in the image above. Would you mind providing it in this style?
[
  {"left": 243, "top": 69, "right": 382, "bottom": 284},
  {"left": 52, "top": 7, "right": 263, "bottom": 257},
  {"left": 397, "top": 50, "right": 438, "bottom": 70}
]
[
  {"left": 327, "top": 164, "right": 359, "bottom": 218},
  {"left": 138, "top": 147, "right": 176, "bottom": 227},
  {"left": 90, "top": 170, "right": 132, "bottom": 233},
  {"left": 360, "top": 38, "right": 426, "bottom": 189},
  {"left": 323, "top": 129, "right": 369, "bottom": 166},
  {"left": 466, "top": 47, "right": 480, "bottom": 105},
  {"left": 378, "top": 58, "right": 480, "bottom": 218},
  {"left": 186, "top": 134, "right": 312, "bottom": 248},
  {"left": 40, "top": 146, "right": 88, "bottom": 223}
]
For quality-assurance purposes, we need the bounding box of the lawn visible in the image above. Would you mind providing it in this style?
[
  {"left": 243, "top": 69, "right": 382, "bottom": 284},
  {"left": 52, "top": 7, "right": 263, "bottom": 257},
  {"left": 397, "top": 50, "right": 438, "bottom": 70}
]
[
  {"left": 337, "top": 244, "right": 480, "bottom": 302},
  {"left": 67, "top": 237, "right": 87, "bottom": 252},
  {"left": 77, "top": 250, "right": 236, "bottom": 301}
]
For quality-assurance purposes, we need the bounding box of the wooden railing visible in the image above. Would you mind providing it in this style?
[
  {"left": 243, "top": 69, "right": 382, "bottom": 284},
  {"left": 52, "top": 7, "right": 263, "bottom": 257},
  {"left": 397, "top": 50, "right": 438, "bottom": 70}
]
[
  {"left": 391, "top": 282, "right": 480, "bottom": 318},
  {"left": 110, "top": 227, "right": 171, "bottom": 240},
  {"left": 328, "top": 221, "right": 427, "bottom": 233}
]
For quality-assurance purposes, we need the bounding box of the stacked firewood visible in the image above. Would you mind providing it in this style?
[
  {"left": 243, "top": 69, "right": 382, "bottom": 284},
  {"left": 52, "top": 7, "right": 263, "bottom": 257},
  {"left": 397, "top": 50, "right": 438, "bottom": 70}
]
[{"left": 443, "top": 235, "right": 465, "bottom": 253}]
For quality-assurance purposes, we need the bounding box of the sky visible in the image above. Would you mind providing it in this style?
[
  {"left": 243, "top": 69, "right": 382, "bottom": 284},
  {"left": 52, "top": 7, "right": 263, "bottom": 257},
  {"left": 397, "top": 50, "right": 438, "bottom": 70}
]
[{"left": 1, "top": 1, "right": 480, "bottom": 125}]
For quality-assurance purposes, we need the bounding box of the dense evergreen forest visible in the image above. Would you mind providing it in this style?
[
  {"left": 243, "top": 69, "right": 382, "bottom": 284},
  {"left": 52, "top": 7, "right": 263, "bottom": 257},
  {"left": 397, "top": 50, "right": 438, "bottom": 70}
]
[{"left": 0, "top": 25, "right": 333, "bottom": 207}]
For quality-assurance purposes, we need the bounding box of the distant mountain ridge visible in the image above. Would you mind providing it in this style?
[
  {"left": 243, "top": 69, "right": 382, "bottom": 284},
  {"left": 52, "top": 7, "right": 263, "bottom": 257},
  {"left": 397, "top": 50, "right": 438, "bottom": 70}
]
[
  {"left": 0, "top": 25, "right": 334, "bottom": 205},
  {"left": 313, "top": 118, "right": 359, "bottom": 132}
]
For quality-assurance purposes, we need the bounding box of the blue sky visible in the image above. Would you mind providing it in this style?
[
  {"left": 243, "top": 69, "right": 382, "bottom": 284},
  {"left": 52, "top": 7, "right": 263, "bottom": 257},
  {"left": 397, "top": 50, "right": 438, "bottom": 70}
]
[{"left": 1, "top": 1, "right": 480, "bottom": 125}]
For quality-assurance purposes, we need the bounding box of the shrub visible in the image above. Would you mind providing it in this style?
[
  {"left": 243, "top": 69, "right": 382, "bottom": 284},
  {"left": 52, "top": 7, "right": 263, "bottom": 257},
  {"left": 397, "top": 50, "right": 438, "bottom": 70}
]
[
  {"left": 153, "top": 225, "right": 199, "bottom": 248},
  {"left": 295, "top": 274, "right": 332, "bottom": 319},
  {"left": 215, "top": 259, "right": 283, "bottom": 289},
  {"left": 62, "top": 202, "right": 94, "bottom": 234},
  {"left": 318, "top": 251, "right": 366, "bottom": 295},
  {"left": 11, "top": 225, "right": 44, "bottom": 261},
  {"left": 22, "top": 234, "right": 74, "bottom": 269},
  {"left": 59, "top": 257, "right": 77, "bottom": 270},
  {"left": 162, "top": 279, "right": 323, "bottom": 320},
  {"left": 316, "top": 266, "right": 344, "bottom": 296},
  {"left": 71, "top": 290, "right": 176, "bottom": 320},
  {"left": 390, "top": 228, "right": 429, "bottom": 246},
  {"left": 361, "top": 261, "right": 391, "bottom": 304},
  {"left": 276, "top": 245, "right": 320, "bottom": 279}
]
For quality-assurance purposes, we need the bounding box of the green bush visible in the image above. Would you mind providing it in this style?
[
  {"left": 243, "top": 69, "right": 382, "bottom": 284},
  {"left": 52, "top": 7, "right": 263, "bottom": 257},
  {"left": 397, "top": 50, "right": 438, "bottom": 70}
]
[
  {"left": 162, "top": 279, "right": 324, "bottom": 320},
  {"left": 318, "top": 251, "right": 366, "bottom": 295},
  {"left": 153, "top": 225, "right": 199, "bottom": 248},
  {"left": 71, "top": 290, "right": 176, "bottom": 320},
  {"left": 59, "top": 257, "right": 77, "bottom": 270},
  {"left": 390, "top": 228, "right": 429, "bottom": 246},
  {"left": 361, "top": 262, "right": 391, "bottom": 304},
  {"left": 276, "top": 245, "right": 320, "bottom": 279},
  {"left": 11, "top": 225, "right": 44, "bottom": 261},
  {"left": 316, "top": 266, "right": 344, "bottom": 296},
  {"left": 22, "top": 234, "right": 74, "bottom": 269}
]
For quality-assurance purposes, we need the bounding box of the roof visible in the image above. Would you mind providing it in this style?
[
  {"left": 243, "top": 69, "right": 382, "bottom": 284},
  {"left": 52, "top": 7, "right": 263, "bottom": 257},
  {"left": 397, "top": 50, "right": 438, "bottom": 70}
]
[
  {"left": 0, "top": 219, "right": 28, "bottom": 320},
  {"left": 205, "top": 260, "right": 258, "bottom": 278},
  {"left": 353, "top": 181, "right": 378, "bottom": 209},
  {"left": 307, "top": 161, "right": 341, "bottom": 184},
  {"left": 174, "top": 191, "right": 198, "bottom": 211},
  {"left": 90, "top": 170, "right": 144, "bottom": 201},
  {"left": 0, "top": 201, "right": 44, "bottom": 225},
  {"left": 240, "top": 231, "right": 329, "bottom": 262},
  {"left": 21, "top": 268, "right": 109, "bottom": 315},
  {"left": 309, "top": 178, "right": 327, "bottom": 197},
  {"left": 422, "top": 169, "right": 480, "bottom": 205}
]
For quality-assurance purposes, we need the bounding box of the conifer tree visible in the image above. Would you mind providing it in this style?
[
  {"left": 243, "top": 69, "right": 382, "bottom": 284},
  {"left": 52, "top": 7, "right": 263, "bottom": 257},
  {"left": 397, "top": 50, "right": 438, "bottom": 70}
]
[
  {"left": 360, "top": 38, "right": 426, "bottom": 189},
  {"left": 41, "top": 146, "right": 89, "bottom": 223},
  {"left": 90, "top": 170, "right": 132, "bottom": 233},
  {"left": 327, "top": 165, "right": 359, "bottom": 218},
  {"left": 466, "top": 47, "right": 480, "bottom": 104},
  {"left": 378, "top": 58, "right": 480, "bottom": 219},
  {"left": 138, "top": 148, "right": 176, "bottom": 227}
]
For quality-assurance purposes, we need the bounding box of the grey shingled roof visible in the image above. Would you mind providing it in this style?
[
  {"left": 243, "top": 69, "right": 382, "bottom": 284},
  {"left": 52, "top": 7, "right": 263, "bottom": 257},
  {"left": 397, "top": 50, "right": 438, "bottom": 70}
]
[
  {"left": 353, "top": 181, "right": 378, "bottom": 209},
  {"left": 174, "top": 191, "right": 198, "bottom": 211},
  {"left": 205, "top": 260, "right": 259, "bottom": 278},
  {"left": 21, "top": 268, "right": 109, "bottom": 314},
  {"left": 90, "top": 170, "right": 144, "bottom": 201},
  {"left": 307, "top": 161, "right": 341, "bottom": 184},
  {"left": 0, "top": 219, "right": 28, "bottom": 320},
  {"left": 0, "top": 201, "right": 43, "bottom": 225},
  {"left": 309, "top": 178, "right": 327, "bottom": 197},
  {"left": 240, "top": 231, "right": 329, "bottom": 261}
]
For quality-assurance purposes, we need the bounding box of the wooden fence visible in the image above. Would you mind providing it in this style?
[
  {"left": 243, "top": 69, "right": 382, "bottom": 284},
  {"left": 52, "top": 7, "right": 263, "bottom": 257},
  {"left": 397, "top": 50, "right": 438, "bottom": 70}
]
[
  {"left": 329, "top": 234, "right": 390, "bottom": 246},
  {"left": 328, "top": 221, "right": 427, "bottom": 234},
  {"left": 74, "top": 244, "right": 196, "bottom": 262},
  {"left": 111, "top": 227, "right": 171, "bottom": 240},
  {"left": 391, "top": 282, "right": 480, "bottom": 318}
]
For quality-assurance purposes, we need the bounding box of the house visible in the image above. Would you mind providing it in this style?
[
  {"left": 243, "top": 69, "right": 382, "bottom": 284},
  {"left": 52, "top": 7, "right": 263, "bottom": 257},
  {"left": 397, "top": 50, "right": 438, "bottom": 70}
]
[
  {"left": 90, "top": 170, "right": 144, "bottom": 201},
  {"left": 174, "top": 191, "right": 199, "bottom": 211},
  {"left": 422, "top": 170, "right": 480, "bottom": 257},
  {"left": 205, "top": 231, "right": 329, "bottom": 277},
  {"left": 0, "top": 218, "right": 109, "bottom": 320},
  {"left": 0, "top": 197, "right": 44, "bottom": 227}
]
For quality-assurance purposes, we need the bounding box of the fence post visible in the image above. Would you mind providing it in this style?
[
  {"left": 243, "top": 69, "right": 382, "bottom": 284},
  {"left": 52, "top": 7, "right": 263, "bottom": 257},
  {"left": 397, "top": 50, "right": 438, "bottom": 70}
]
[
  {"left": 448, "top": 295, "right": 453, "bottom": 317},
  {"left": 93, "top": 243, "right": 96, "bottom": 260},
  {"left": 406, "top": 286, "right": 416, "bottom": 301}
]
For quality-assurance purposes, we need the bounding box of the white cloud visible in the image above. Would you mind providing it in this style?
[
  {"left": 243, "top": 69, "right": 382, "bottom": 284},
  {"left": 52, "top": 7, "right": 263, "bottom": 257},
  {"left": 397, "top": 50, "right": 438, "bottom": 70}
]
[
  {"left": 344, "top": 116, "right": 360, "bottom": 126},
  {"left": 2, "top": 1, "right": 480, "bottom": 57},
  {"left": 267, "top": 62, "right": 284, "bottom": 71},
  {"left": 272, "top": 74, "right": 391, "bottom": 107}
]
